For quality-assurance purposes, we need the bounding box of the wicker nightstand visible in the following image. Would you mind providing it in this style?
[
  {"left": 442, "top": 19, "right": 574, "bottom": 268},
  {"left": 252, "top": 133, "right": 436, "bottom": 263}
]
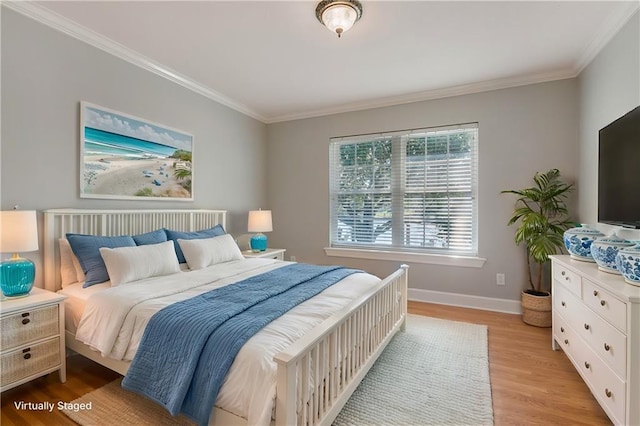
[{"left": 0, "top": 288, "right": 66, "bottom": 391}]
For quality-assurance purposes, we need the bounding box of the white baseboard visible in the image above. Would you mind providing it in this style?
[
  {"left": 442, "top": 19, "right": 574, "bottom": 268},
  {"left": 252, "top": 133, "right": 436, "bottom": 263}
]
[{"left": 408, "top": 288, "right": 522, "bottom": 315}]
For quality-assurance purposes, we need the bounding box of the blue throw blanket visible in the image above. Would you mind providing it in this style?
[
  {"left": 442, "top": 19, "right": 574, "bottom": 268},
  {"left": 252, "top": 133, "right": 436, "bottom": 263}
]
[{"left": 121, "top": 263, "right": 360, "bottom": 425}]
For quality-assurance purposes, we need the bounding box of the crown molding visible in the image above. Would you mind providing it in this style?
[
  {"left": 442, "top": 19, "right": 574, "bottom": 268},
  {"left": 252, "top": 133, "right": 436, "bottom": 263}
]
[
  {"left": 265, "top": 69, "right": 577, "bottom": 123},
  {"left": 3, "top": 1, "right": 269, "bottom": 123},
  {"left": 5, "top": 1, "right": 637, "bottom": 125},
  {"left": 574, "top": 1, "right": 640, "bottom": 75}
]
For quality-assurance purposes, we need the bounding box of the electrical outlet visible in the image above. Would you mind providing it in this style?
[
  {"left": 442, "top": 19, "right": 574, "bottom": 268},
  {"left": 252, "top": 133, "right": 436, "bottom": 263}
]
[{"left": 496, "top": 273, "right": 505, "bottom": 286}]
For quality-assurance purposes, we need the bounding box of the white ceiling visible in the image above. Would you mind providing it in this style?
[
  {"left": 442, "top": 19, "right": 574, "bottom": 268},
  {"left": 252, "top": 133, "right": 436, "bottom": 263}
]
[{"left": 11, "top": 1, "right": 640, "bottom": 123}]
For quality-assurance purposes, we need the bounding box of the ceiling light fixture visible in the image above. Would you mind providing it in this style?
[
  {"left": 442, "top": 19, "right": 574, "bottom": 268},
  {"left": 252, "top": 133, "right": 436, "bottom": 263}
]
[{"left": 315, "top": 0, "right": 363, "bottom": 38}]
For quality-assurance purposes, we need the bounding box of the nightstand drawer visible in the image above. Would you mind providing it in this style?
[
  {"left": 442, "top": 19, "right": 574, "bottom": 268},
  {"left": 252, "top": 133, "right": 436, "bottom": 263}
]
[
  {"left": 0, "top": 304, "right": 59, "bottom": 351},
  {"left": 0, "top": 337, "right": 61, "bottom": 387}
]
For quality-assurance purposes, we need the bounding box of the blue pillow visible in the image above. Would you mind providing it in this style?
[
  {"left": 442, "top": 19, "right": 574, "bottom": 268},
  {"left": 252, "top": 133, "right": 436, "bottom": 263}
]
[
  {"left": 66, "top": 233, "right": 136, "bottom": 287},
  {"left": 133, "top": 229, "right": 168, "bottom": 246},
  {"left": 165, "top": 225, "right": 226, "bottom": 263}
]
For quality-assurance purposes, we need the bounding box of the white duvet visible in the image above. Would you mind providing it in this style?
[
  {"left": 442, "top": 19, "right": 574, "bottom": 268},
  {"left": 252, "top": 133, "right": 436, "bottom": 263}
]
[{"left": 74, "top": 258, "right": 380, "bottom": 425}]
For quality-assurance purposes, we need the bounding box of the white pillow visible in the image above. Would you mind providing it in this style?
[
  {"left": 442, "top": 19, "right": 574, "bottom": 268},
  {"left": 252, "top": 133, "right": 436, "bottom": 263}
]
[
  {"left": 99, "top": 240, "right": 180, "bottom": 286},
  {"left": 59, "top": 238, "right": 85, "bottom": 287},
  {"left": 178, "top": 234, "right": 244, "bottom": 270}
]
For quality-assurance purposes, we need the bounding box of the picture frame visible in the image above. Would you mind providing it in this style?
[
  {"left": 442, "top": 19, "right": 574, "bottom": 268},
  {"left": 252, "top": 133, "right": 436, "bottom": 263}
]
[{"left": 80, "top": 102, "right": 194, "bottom": 201}]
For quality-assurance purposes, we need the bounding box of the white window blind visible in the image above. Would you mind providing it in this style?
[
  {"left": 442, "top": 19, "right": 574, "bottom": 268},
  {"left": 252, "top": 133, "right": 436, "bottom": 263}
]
[{"left": 329, "top": 123, "right": 478, "bottom": 256}]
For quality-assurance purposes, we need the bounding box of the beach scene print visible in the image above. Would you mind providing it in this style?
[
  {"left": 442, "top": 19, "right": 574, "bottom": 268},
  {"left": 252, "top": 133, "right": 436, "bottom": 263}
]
[{"left": 81, "top": 103, "right": 193, "bottom": 200}]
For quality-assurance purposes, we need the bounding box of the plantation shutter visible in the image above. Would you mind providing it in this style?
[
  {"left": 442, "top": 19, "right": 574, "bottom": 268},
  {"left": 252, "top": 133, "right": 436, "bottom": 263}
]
[{"left": 329, "top": 123, "right": 478, "bottom": 256}]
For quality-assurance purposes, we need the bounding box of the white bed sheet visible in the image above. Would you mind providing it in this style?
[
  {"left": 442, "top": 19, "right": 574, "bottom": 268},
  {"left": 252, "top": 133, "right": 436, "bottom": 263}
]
[
  {"left": 58, "top": 264, "right": 191, "bottom": 333},
  {"left": 70, "top": 258, "right": 380, "bottom": 426},
  {"left": 58, "top": 282, "right": 111, "bottom": 333}
]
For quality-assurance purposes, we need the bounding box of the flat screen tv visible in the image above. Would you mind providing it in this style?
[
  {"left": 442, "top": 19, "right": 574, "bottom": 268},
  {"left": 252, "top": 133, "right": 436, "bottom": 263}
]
[{"left": 598, "top": 105, "right": 640, "bottom": 229}]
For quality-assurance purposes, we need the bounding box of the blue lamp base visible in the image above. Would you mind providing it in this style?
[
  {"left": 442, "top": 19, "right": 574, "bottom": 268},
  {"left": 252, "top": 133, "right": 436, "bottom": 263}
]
[
  {"left": 0, "top": 255, "right": 35, "bottom": 298},
  {"left": 250, "top": 233, "right": 268, "bottom": 252}
]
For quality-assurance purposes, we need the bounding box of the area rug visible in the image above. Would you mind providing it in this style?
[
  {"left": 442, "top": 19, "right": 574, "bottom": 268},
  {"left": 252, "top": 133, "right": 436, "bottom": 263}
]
[
  {"left": 63, "top": 315, "right": 492, "bottom": 426},
  {"left": 333, "top": 315, "right": 493, "bottom": 425},
  {"left": 62, "top": 378, "right": 195, "bottom": 426}
]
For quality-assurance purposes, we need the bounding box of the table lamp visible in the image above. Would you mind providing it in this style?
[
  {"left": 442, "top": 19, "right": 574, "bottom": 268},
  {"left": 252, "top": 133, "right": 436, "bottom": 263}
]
[
  {"left": 248, "top": 210, "right": 272, "bottom": 252},
  {"left": 0, "top": 210, "right": 39, "bottom": 298}
]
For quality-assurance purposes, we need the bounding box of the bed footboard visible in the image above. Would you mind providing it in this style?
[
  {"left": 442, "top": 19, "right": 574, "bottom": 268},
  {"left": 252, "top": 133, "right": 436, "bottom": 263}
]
[{"left": 274, "top": 265, "right": 408, "bottom": 426}]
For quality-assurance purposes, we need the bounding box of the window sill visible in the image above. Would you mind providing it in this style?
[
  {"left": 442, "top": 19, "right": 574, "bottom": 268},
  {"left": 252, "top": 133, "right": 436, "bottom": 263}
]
[{"left": 324, "top": 247, "right": 486, "bottom": 268}]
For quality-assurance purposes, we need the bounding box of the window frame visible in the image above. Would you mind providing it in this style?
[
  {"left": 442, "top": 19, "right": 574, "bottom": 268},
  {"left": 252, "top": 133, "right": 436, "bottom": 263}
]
[{"left": 326, "top": 123, "right": 485, "bottom": 267}]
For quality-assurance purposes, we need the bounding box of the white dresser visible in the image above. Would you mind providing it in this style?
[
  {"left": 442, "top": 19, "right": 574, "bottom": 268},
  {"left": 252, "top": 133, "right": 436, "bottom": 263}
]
[
  {"left": 551, "top": 255, "right": 640, "bottom": 425},
  {"left": 0, "top": 288, "right": 66, "bottom": 392}
]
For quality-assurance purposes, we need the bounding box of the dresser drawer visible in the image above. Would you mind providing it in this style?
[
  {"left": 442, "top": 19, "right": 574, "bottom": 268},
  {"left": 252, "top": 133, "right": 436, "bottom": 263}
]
[
  {"left": 555, "top": 313, "right": 626, "bottom": 424},
  {"left": 576, "top": 301, "right": 626, "bottom": 378},
  {"left": 554, "top": 284, "right": 583, "bottom": 329},
  {"left": 0, "top": 304, "right": 59, "bottom": 351},
  {"left": 582, "top": 279, "right": 627, "bottom": 333},
  {"left": 0, "top": 337, "right": 61, "bottom": 387},
  {"left": 555, "top": 284, "right": 626, "bottom": 377},
  {"left": 554, "top": 311, "right": 582, "bottom": 363},
  {"left": 553, "top": 311, "right": 575, "bottom": 351},
  {"left": 576, "top": 340, "right": 626, "bottom": 425},
  {"left": 553, "top": 262, "right": 581, "bottom": 297}
]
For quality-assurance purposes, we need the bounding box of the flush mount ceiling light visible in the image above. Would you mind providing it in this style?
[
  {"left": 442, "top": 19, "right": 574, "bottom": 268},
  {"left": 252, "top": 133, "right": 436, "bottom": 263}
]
[{"left": 315, "top": 0, "right": 363, "bottom": 38}]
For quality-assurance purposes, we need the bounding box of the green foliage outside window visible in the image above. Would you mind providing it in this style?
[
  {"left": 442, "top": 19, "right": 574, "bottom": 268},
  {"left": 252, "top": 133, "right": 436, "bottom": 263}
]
[{"left": 332, "top": 127, "right": 475, "bottom": 251}]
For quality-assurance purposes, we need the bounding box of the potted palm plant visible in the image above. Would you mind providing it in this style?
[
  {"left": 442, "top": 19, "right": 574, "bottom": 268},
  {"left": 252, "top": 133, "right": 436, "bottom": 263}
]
[{"left": 502, "top": 169, "right": 574, "bottom": 327}]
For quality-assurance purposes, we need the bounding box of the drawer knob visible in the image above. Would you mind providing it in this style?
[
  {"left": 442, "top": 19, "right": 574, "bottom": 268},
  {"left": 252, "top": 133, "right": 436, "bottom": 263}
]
[
  {"left": 560, "top": 327, "right": 565, "bottom": 333},
  {"left": 23, "top": 353, "right": 31, "bottom": 360},
  {"left": 21, "top": 318, "right": 30, "bottom": 325},
  {"left": 561, "top": 271, "right": 566, "bottom": 276},
  {"left": 605, "top": 388, "right": 612, "bottom": 398},
  {"left": 564, "top": 339, "right": 569, "bottom": 344},
  {"left": 584, "top": 361, "right": 590, "bottom": 369},
  {"left": 604, "top": 343, "right": 610, "bottom": 351},
  {"left": 593, "top": 290, "right": 598, "bottom": 296},
  {"left": 561, "top": 301, "right": 566, "bottom": 307},
  {"left": 21, "top": 312, "right": 30, "bottom": 318},
  {"left": 565, "top": 277, "right": 570, "bottom": 281},
  {"left": 600, "top": 300, "right": 606, "bottom": 306},
  {"left": 584, "top": 323, "right": 590, "bottom": 330}
]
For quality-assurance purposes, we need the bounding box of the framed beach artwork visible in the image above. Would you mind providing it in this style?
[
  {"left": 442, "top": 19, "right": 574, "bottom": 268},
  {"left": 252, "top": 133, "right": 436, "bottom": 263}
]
[{"left": 80, "top": 102, "right": 194, "bottom": 201}]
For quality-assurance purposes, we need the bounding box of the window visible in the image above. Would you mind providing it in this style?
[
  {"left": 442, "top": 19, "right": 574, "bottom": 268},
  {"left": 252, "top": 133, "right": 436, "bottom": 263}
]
[{"left": 329, "top": 123, "right": 478, "bottom": 257}]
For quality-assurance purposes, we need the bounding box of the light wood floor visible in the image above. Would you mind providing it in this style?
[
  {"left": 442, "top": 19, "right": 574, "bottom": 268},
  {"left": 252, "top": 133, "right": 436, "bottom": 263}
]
[{"left": 1, "top": 301, "right": 611, "bottom": 425}]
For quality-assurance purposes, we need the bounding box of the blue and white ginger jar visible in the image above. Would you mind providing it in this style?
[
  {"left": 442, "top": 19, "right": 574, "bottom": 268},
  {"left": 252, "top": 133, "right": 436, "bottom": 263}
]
[
  {"left": 615, "top": 245, "right": 640, "bottom": 286},
  {"left": 563, "top": 225, "right": 605, "bottom": 262},
  {"left": 591, "top": 233, "right": 636, "bottom": 274}
]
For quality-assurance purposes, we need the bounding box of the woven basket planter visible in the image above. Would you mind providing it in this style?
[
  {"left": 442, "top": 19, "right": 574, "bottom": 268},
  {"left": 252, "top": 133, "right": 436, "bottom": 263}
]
[{"left": 521, "top": 290, "right": 552, "bottom": 328}]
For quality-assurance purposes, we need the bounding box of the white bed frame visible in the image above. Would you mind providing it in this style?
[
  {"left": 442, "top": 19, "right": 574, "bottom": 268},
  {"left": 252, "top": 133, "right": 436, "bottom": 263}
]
[{"left": 43, "top": 208, "right": 408, "bottom": 426}]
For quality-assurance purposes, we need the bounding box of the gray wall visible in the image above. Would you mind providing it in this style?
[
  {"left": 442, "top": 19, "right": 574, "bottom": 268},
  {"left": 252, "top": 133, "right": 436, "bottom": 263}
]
[
  {"left": 4, "top": 5, "right": 637, "bottom": 301},
  {"left": 267, "top": 80, "right": 579, "bottom": 302},
  {"left": 1, "top": 9, "right": 268, "bottom": 287},
  {"left": 578, "top": 11, "right": 640, "bottom": 239}
]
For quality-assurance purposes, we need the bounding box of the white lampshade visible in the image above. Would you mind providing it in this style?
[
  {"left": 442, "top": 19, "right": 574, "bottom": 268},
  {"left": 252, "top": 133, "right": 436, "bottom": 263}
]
[
  {"left": 248, "top": 210, "right": 273, "bottom": 233},
  {"left": 0, "top": 210, "right": 39, "bottom": 253}
]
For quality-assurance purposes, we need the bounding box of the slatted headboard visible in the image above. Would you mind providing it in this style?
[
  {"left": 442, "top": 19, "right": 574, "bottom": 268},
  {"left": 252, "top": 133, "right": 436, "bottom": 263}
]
[{"left": 43, "top": 209, "right": 227, "bottom": 292}]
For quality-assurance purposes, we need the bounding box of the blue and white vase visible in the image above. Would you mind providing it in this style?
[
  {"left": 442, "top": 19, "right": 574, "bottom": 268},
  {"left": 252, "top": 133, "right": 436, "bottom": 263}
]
[
  {"left": 591, "top": 233, "right": 636, "bottom": 274},
  {"left": 615, "top": 245, "right": 640, "bottom": 286},
  {"left": 563, "top": 225, "right": 605, "bottom": 262}
]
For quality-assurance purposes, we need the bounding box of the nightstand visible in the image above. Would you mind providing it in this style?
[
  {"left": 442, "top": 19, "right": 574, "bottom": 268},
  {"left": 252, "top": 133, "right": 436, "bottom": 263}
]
[
  {"left": 0, "top": 287, "right": 66, "bottom": 392},
  {"left": 243, "top": 248, "right": 287, "bottom": 260}
]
